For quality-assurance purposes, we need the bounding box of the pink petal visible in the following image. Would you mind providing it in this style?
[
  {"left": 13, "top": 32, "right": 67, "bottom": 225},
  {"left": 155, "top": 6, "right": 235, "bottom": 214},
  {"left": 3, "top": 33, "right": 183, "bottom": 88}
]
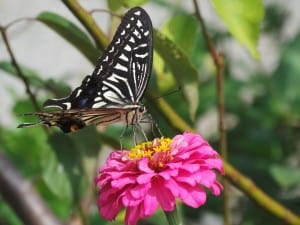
[{"left": 152, "top": 177, "right": 175, "bottom": 211}]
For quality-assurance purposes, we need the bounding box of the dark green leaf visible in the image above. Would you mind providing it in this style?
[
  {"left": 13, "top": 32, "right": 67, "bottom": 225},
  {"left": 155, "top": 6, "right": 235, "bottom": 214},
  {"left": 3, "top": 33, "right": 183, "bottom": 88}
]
[
  {"left": 154, "top": 29, "right": 199, "bottom": 120},
  {"left": 270, "top": 165, "right": 300, "bottom": 188},
  {"left": 108, "top": 0, "right": 149, "bottom": 11},
  {"left": 37, "top": 11, "right": 99, "bottom": 64},
  {"left": 122, "top": 0, "right": 149, "bottom": 8},
  {"left": 107, "top": 0, "right": 123, "bottom": 11},
  {"left": 0, "top": 61, "right": 71, "bottom": 97},
  {"left": 41, "top": 149, "right": 72, "bottom": 203},
  {"left": 161, "top": 16, "right": 198, "bottom": 55},
  {"left": 48, "top": 133, "right": 85, "bottom": 202},
  {"left": 0, "top": 61, "right": 44, "bottom": 88}
]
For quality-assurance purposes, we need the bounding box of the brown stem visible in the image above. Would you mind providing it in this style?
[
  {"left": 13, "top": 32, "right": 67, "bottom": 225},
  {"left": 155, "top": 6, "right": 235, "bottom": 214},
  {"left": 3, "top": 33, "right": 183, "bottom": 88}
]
[
  {"left": 61, "top": 0, "right": 109, "bottom": 51},
  {"left": 192, "top": 1, "right": 230, "bottom": 224},
  {"left": 0, "top": 26, "right": 40, "bottom": 111}
]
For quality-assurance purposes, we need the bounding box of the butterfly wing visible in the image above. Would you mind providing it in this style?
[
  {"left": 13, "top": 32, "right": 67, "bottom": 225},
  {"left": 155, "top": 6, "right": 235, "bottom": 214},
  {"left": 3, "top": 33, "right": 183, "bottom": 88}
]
[
  {"left": 44, "top": 7, "right": 153, "bottom": 110},
  {"left": 18, "top": 108, "right": 134, "bottom": 133}
]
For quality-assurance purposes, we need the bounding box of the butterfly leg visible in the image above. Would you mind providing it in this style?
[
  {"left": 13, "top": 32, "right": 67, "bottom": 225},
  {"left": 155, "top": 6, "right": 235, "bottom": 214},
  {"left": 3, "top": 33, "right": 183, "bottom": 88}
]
[
  {"left": 153, "top": 119, "right": 163, "bottom": 137},
  {"left": 141, "top": 114, "right": 163, "bottom": 137},
  {"left": 119, "top": 124, "right": 129, "bottom": 149},
  {"left": 132, "top": 125, "right": 138, "bottom": 145},
  {"left": 138, "top": 123, "right": 148, "bottom": 142}
]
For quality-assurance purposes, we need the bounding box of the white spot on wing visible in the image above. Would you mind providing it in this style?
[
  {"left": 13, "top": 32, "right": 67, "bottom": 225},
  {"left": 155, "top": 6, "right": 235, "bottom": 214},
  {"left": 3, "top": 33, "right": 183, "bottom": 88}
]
[
  {"left": 124, "top": 44, "right": 132, "bottom": 51},
  {"left": 134, "top": 11, "right": 141, "bottom": 16},
  {"left": 115, "top": 63, "right": 128, "bottom": 72},
  {"left": 136, "top": 19, "right": 142, "bottom": 28},
  {"left": 133, "top": 29, "right": 141, "bottom": 39},
  {"left": 92, "top": 101, "right": 106, "bottom": 108},
  {"left": 135, "top": 52, "right": 148, "bottom": 58},
  {"left": 44, "top": 103, "right": 63, "bottom": 109},
  {"left": 109, "top": 47, "right": 114, "bottom": 52},
  {"left": 75, "top": 89, "right": 82, "bottom": 97},
  {"left": 63, "top": 102, "right": 71, "bottom": 110},
  {"left": 133, "top": 43, "right": 147, "bottom": 50},
  {"left": 120, "top": 30, "right": 126, "bottom": 36},
  {"left": 103, "top": 56, "right": 109, "bottom": 61},
  {"left": 94, "top": 97, "right": 102, "bottom": 101},
  {"left": 144, "top": 30, "right": 149, "bottom": 36},
  {"left": 96, "top": 65, "right": 103, "bottom": 75},
  {"left": 129, "top": 37, "right": 135, "bottom": 43},
  {"left": 119, "top": 53, "right": 129, "bottom": 62}
]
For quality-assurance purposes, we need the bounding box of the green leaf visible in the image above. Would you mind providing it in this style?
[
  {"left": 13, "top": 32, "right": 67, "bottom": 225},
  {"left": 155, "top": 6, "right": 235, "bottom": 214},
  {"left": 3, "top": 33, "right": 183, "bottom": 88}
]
[
  {"left": 211, "top": 0, "right": 264, "bottom": 58},
  {"left": 107, "top": 0, "right": 123, "bottom": 11},
  {"left": 108, "top": 0, "right": 149, "bottom": 10},
  {"left": 48, "top": 133, "right": 85, "bottom": 202},
  {"left": 37, "top": 11, "right": 99, "bottom": 64},
  {"left": 0, "top": 61, "right": 44, "bottom": 88},
  {"left": 162, "top": 16, "right": 198, "bottom": 55},
  {"left": 0, "top": 61, "right": 71, "bottom": 98},
  {"left": 41, "top": 149, "right": 72, "bottom": 203},
  {"left": 154, "top": 29, "right": 199, "bottom": 120},
  {"left": 122, "top": 0, "right": 149, "bottom": 8},
  {"left": 270, "top": 165, "right": 300, "bottom": 188}
]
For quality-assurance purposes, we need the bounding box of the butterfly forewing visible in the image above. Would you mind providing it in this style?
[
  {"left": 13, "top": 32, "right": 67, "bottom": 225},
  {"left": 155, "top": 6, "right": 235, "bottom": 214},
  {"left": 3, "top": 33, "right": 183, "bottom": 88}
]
[
  {"left": 18, "top": 7, "right": 153, "bottom": 133},
  {"left": 44, "top": 7, "right": 153, "bottom": 110}
]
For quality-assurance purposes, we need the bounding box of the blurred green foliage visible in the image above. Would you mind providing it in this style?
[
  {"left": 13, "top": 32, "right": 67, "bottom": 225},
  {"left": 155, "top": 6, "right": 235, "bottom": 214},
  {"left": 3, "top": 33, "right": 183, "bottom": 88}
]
[{"left": 0, "top": 1, "right": 299, "bottom": 225}]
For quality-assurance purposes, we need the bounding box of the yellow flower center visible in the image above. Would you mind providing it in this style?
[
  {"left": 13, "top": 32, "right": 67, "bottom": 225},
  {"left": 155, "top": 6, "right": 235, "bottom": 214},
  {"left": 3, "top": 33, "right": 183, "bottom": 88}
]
[{"left": 128, "top": 137, "right": 172, "bottom": 169}]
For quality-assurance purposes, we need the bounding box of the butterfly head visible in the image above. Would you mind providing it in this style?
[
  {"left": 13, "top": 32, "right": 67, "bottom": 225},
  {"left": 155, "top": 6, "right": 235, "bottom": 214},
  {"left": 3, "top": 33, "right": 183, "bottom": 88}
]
[{"left": 138, "top": 105, "right": 147, "bottom": 114}]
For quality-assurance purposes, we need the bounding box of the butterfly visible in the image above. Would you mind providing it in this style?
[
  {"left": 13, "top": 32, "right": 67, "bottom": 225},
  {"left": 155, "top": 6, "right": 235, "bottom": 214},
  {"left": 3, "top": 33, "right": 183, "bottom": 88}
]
[{"left": 18, "top": 7, "right": 154, "bottom": 134}]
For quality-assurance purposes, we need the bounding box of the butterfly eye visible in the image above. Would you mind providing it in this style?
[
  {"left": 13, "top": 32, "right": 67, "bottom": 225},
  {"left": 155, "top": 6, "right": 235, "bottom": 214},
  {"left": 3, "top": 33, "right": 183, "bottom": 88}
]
[{"left": 139, "top": 106, "right": 146, "bottom": 113}]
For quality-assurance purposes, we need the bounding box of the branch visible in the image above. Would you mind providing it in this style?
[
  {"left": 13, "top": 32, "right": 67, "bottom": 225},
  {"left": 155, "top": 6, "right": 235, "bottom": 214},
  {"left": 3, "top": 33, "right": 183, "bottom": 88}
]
[
  {"left": 0, "top": 151, "right": 66, "bottom": 225},
  {"left": 192, "top": 0, "right": 230, "bottom": 224}
]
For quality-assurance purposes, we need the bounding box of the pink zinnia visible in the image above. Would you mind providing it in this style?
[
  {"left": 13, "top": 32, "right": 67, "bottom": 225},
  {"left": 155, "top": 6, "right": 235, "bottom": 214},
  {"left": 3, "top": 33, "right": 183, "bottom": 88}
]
[{"left": 95, "top": 132, "right": 224, "bottom": 225}]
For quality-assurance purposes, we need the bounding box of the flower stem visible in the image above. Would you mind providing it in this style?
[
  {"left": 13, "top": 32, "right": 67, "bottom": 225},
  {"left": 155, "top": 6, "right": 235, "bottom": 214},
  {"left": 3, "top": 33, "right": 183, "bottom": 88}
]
[
  {"left": 164, "top": 207, "right": 183, "bottom": 225},
  {"left": 192, "top": 1, "right": 231, "bottom": 225}
]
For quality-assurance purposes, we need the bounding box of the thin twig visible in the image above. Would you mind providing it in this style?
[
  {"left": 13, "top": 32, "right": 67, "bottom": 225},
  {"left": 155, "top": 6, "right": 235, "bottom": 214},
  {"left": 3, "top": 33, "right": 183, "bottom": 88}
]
[
  {"left": 192, "top": 0, "right": 230, "bottom": 224},
  {"left": 4, "top": 17, "right": 36, "bottom": 30},
  {"left": 0, "top": 26, "right": 40, "bottom": 111}
]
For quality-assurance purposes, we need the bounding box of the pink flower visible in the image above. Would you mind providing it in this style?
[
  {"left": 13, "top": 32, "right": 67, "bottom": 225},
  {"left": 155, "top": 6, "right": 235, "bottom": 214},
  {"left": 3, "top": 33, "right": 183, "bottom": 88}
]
[{"left": 95, "top": 132, "right": 224, "bottom": 225}]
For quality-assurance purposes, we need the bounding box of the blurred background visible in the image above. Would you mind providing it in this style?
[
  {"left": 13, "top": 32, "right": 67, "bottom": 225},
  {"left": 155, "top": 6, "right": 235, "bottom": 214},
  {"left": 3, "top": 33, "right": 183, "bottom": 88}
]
[{"left": 0, "top": 0, "right": 300, "bottom": 225}]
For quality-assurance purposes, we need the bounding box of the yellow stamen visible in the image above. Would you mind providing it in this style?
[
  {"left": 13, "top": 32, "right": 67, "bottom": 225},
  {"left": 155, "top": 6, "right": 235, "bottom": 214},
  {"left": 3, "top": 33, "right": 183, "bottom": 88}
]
[{"left": 128, "top": 137, "right": 172, "bottom": 161}]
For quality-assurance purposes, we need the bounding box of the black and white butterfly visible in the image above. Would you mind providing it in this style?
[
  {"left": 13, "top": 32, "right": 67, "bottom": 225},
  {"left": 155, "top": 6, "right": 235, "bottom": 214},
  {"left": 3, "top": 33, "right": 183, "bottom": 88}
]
[{"left": 18, "top": 7, "right": 155, "bottom": 135}]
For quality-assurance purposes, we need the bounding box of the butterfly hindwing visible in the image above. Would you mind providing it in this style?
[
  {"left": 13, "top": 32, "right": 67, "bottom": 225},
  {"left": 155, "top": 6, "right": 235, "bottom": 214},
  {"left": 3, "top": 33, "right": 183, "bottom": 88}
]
[{"left": 44, "top": 7, "right": 153, "bottom": 110}]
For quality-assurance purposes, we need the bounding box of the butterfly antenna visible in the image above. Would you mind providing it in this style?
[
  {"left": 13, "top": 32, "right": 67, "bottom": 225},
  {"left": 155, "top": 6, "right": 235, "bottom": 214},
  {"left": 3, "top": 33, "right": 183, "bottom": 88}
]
[{"left": 147, "top": 86, "right": 181, "bottom": 102}]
